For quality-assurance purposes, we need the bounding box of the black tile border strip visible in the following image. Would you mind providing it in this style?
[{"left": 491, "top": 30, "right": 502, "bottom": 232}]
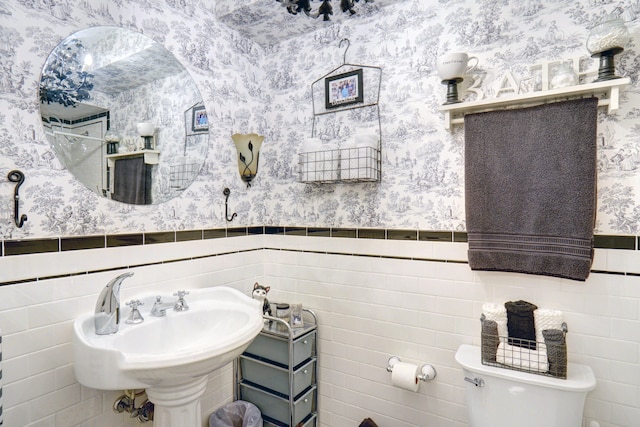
[
  {"left": 227, "top": 227, "right": 249, "bottom": 237},
  {"left": 265, "top": 227, "right": 285, "bottom": 235},
  {"left": 107, "top": 234, "right": 143, "bottom": 247},
  {"left": 248, "top": 226, "right": 265, "bottom": 235},
  {"left": 307, "top": 228, "right": 331, "bottom": 237},
  {"left": 388, "top": 229, "right": 418, "bottom": 240},
  {"left": 597, "top": 235, "right": 636, "bottom": 250},
  {"left": 332, "top": 228, "right": 357, "bottom": 238},
  {"left": 61, "top": 236, "right": 106, "bottom": 252},
  {"left": 2, "top": 228, "right": 639, "bottom": 257},
  {"left": 144, "top": 232, "right": 176, "bottom": 245},
  {"left": 176, "top": 230, "right": 204, "bottom": 242},
  {"left": 454, "top": 232, "right": 468, "bottom": 243},
  {"left": 358, "top": 229, "right": 385, "bottom": 239},
  {"left": 418, "top": 231, "right": 451, "bottom": 242},
  {"left": 204, "top": 229, "right": 227, "bottom": 239},
  {"left": 285, "top": 227, "right": 306, "bottom": 236},
  {"left": 4, "top": 238, "right": 59, "bottom": 256}
]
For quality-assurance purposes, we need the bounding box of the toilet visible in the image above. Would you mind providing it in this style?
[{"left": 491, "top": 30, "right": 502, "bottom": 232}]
[{"left": 455, "top": 344, "right": 596, "bottom": 427}]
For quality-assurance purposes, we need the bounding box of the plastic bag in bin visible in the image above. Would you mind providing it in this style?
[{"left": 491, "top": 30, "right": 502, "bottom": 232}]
[{"left": 209, "top": 400, "right": 263, "bottom": 427}]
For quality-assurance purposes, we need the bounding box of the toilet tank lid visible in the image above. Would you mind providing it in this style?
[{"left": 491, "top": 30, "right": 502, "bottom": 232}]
[{"left": 455, "top": 344, "right": 596, "bottom": 392}]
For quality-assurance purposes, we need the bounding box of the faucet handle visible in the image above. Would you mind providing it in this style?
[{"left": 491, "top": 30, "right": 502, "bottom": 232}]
[
  {"left": 174, "top": 290, "right": 189, "bottom": 299},
  {"left": 126, "top": 299, "right": 143, "bottom": 309},
  {"left": 173, "top": 290, "right": 189, "bottom": 312},
  {"left": 125, "top": 299, "right": 144, "bottom": 324},
  {"left": 150, "top": 296, "right": 168, "bottom": 317}
]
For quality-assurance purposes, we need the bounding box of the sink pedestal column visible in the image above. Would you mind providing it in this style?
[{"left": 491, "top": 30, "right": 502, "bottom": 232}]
[{"left": 145, "top": 376, "right": 208, "bottom": 427}]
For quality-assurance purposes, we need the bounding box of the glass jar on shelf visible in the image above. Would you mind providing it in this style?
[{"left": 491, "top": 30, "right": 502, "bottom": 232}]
[
  {"left": 586, "top": 15, "right": 629, "bottom": 82},
  {"left": 104, "top": 130, "right": 121, "bottom": 154},
  {"left": 586, "top": 16, "right": 629, "bottom": 55},
  {"left": 550, "top": 61, "right": 578, "bottom": 89}
]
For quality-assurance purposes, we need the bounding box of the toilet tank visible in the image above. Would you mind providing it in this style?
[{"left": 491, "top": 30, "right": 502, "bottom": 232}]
[{"left": 455, "top": 344, "right": 596, "bottom": 427}]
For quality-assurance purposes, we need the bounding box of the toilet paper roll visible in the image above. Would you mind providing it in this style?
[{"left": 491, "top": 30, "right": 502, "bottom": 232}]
[{"left": 391, "top": 361, "right": 420, "bottom": 392}]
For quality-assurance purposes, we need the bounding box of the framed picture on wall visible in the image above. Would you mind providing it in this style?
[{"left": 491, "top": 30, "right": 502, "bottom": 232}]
[
  {"left": 325, "top": 69, "right": 364, "bottom": 109},
  {"left": 191, "top": 105, "right": 208, "bottom": 132}
]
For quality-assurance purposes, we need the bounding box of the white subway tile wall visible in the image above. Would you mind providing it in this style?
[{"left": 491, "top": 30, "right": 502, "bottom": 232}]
[
  {"left": 262, "top": 237, "right": 640, "bottom": 427},
  {"left": 0, "top": 239, "right": 264, "bottom": 427},
  {"left": 0, "top": 235, "right": 639, "bottom": 426}
]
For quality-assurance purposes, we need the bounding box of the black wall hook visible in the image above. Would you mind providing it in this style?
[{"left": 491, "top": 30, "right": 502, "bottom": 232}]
[
  {"left": 8, "top": 170, "right": 28, "bottom": 228},
  {"left": 223, "top": 188, "right": 237, "bottom": 222}
]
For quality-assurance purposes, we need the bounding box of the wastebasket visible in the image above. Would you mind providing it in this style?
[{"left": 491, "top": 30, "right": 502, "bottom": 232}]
[{"left": 209, "top": 400, "right": 263, "bottom": 427}]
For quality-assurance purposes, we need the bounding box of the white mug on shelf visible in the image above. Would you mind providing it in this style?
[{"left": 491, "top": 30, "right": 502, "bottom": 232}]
[{"left": 436, "top": 52, "right": 479, "bottom": 81}]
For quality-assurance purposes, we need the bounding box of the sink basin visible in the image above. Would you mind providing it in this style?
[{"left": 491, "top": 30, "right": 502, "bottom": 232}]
[
  {"left": 73, "top": 286, "right": 263, "bottom": 390},
  {"left": 73, "top": 286, "right": 264, "bottom": 426}
]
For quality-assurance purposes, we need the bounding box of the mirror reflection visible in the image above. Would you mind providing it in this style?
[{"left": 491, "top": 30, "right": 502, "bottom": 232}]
[{"left": 39, "top": 26, "right": 208, "bottom": 205}]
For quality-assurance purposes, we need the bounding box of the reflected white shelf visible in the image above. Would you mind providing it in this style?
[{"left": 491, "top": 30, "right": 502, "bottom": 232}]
[
  {"left": 439, "top": 77, "right": 630, "bottom": 130},
  {"left": 106, "top": 150, "right": 160, "bottom": 168}
]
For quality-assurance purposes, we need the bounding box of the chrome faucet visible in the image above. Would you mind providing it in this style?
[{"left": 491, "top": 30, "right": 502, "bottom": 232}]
[
  {"left": 94, "top": 272, "right": 134, "bottom": 335},
  {"left": 150, "top": 290, "right": 190, "bottom": 317},
  {"left": 150, "top": 296, "right": 175, "bottom": 317}
]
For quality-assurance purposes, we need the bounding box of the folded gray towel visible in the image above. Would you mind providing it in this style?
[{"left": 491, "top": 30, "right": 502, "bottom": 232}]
[
  {"left": 505, "top": 300, "right": 538, "bottom": 350},
  {"left": 481, "top": 318, "right": 499, "bottom": 363},
  {"left": 464, "top": 97, "right": 598, "bottom": 281},
  {"left": 543, "top": 328, "right": 567, "bottom": 378}
]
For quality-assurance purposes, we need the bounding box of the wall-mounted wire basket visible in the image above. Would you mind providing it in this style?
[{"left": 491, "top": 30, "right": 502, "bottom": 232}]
[
  {"left": 298, "top": 146, "right": 380, "bottom": 184},
  {"left": 170, "top": 163, "right": 199, "bottom": 190},
  {"left": 480, "top": 316, "right": 568, "bottom": 379}
]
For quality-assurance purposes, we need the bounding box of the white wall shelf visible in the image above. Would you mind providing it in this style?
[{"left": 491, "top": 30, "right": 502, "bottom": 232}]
[
  {"left": 439, "top": 77, "right": 630, "bottom": 130},
  {"left": 106, "top": 149, "right": 160, "bottom": 169}
]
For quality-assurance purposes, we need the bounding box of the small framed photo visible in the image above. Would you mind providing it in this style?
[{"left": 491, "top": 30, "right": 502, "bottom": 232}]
[
  {"left": 191, "top": 105, "right": 208, "bottom": 132},
  {"left": 325, "top": 69, "right": 364, "bottom": 109},
  {"left": 290, "top": 303, "right": 304, "bottom": 328}
]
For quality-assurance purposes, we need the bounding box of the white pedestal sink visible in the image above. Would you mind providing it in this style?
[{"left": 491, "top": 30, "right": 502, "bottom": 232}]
[{"left": 72, "top": 286, "right": 263, "bottom": 427}]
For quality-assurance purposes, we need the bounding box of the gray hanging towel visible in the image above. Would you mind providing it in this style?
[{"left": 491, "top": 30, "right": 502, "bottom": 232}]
[
  {"left": 464, "top": 97, "right": 598, "bottom": 281},
  {"left": 112, "top": 156, "right": 152, "bottom": 205}
]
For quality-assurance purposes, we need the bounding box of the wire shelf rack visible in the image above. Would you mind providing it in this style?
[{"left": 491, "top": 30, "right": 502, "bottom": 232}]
[
  {"left": 298, "top": 146, "right": 380, "bottom": 183},
  {"left": 170, "top": 163, "right": 199, "bottom": 190}
]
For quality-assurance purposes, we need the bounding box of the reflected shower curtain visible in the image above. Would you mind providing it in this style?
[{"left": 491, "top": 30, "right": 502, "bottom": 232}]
[{"left": 112, "top": 156, "right": 152, "bottom": 205}]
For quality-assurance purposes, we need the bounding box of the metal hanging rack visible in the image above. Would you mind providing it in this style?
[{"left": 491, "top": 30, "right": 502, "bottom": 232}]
[{"left": 305, "top": 38, "right": 383, "bottom": 183}]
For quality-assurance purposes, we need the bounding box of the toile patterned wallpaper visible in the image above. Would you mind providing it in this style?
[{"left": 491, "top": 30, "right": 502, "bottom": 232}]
[{"left": 1, "top": 0, "right": 640, "bottom": 240}]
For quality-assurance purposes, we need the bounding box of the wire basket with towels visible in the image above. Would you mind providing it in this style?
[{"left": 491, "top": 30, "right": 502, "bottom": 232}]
[{"left": 480, "top": 301, "right": 568, "bottom": 379}]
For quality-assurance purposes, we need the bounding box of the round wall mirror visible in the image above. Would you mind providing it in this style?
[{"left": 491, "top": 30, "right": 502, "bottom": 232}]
[{"left": 39, "top": 26, "right": 208, "bottom": 205}]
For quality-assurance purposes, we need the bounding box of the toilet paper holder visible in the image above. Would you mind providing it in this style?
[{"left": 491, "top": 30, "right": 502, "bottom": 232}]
[{"left": 386, "top": 356, "right": 437, "bottom": 382}]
